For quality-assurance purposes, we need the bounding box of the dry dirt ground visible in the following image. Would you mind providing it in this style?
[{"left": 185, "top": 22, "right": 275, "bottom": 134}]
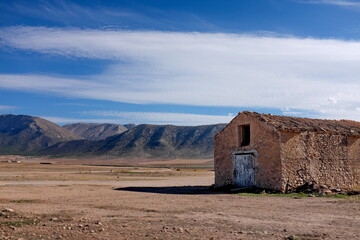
[{"left": 0, "top": 156, "right": 359, "bottom": 240}]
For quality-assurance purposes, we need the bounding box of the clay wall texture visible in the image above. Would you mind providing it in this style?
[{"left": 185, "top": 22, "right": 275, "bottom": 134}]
[
  {"left": 281, "top": 132, "right": 360, "bottom": 191},
  {"left": 214, "top": 112, "right": 283, "bottom": 190},
  {"left": 215, "top": 111, "right": 360, "bottom": 192}
]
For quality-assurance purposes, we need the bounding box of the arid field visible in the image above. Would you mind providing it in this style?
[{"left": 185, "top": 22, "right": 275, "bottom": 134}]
[{"left": 0, "top": 156, "right": 359, "bottom": 240}]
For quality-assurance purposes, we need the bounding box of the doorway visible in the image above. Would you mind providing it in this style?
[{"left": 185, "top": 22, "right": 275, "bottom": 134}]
[{"left": 233, "top": 154, "right": 255, "bottom": 188}]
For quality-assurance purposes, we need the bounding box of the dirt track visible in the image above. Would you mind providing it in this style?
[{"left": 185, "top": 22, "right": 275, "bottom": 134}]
[{"left": 0, "top": 158, "right": 359, "bottom": 240}]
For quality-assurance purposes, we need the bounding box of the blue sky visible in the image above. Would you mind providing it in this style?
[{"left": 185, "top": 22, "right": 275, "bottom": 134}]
[{"left": 1, "top": 0, "right": 360, "bottom": 125}]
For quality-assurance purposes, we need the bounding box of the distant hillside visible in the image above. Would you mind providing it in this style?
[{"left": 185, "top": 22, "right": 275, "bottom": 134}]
[
  {"left": 63, "top": 123, "right": 130, "bottom": 140},
  {"left": 0, "top": 114, "right": 227, "bottom": 158},
  {"left": 45, "top": 123, "right": 227, "bottom": 158},
  {"left": 0, "top": 114, "right": 82, "bottom": 154},
  {"left": 123, "top": 123, "right": 136, "bottom": 130}
]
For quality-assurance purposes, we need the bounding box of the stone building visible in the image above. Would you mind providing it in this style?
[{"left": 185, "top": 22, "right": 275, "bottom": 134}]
[{"left": 214, "top": 111, "right": 360, "bottom": 192}]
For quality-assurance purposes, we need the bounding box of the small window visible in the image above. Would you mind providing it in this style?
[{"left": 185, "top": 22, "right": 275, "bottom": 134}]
[{"left": 239, "top": 125, "right": 250, "bottom": 147}]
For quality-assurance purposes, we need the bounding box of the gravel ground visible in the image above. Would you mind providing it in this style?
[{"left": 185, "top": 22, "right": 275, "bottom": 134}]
[{"left": 0, "top": 160, "right": 359, "bottom": 240}]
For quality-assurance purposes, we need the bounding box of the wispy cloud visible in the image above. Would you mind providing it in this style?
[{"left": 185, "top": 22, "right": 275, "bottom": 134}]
[
  {"left": 0, "top": 0, "right": 142, "bottom": 26},
  {"left": 0, "top": 105, "right": 17, "bottom": 111},
  {"left": 80, "top": 111, "right": 232, "bottom": 125},
  {"left": 41, "top": 116, "right": 131, "bottom": 125},
  {"left": 0, "top": 1, "right": 215, "bottom": 31},
  {"left": 297, "top": 0, "right": 360, "bottom": 7},
  {"left": 43, "top": 112, "right": 232, "bottom": 126},
  {"left": 2, "top": 27, "right": 360, "bottom": 120},
  {"left": 41, "top": 117, "right": 107, "bottom": 124}
]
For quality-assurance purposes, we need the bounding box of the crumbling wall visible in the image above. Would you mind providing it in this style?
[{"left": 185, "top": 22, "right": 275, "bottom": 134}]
[
  {"left": 281, "top": 132, "right": 360, "bottom": 191},
  {"left": 346, "top": 136, "right": 360, "bottom": 188},
  {"left": 214, "top": 113, "right": 282, "bottom": 190}
]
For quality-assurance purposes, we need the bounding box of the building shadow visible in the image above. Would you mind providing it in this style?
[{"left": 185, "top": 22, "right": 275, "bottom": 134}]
[{"left": 114, "top": 185, "right": 221, "bottom": 195}]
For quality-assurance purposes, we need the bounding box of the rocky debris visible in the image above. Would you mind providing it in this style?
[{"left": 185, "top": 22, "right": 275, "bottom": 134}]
[
  {"left": 287, "top": 234, "right": 322, "bottom": 240},
  {"left": 229, "top": 183, "right": 358, "bottom": 197},
  {"left": 238, "top": 230, "right": 254, "bottom": 234},
  {"left": 1, "top": 208, "right": 15, "bottom": 213},
  {"left": 330, "top": 188, "right": 342, "bottom": 193},
  {"left": 347, "top": 190, "right": 360, "bottom": 195},
  {"left": 54, "top": 218, "right": 107, "bottom": 234},
  {"left": 161, "top": 226, "right": 189, "bottom": 234},
  {"left": 287, "top": 235, "right": 300, "bottom": 240},
  {"left": 292, "top": 181, "right": 359, "bottom": 196},
  {"left": 0, "top": 160, "right": 21, "bottom": 163},
  {"left": 0, "top": 208, "right": 17, "bottom": 219}
]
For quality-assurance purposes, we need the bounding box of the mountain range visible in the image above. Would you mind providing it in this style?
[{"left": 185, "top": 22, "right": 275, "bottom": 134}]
[
  {"left": 63, "top": 123, "right": 132, "bottom": 140},
  {"left": 0, "top": 114, "right": 82, "bottom": 154},
  {"left": 0, "top": 114, "right": 226, "bottom": 158}
]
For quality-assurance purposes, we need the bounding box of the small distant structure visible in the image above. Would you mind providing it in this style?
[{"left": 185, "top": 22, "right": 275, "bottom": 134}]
[{"left": 214, "top": 111, "right": 360, "bottom": 192}]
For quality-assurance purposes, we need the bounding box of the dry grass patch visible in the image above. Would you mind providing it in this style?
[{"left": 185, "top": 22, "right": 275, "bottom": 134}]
[
  {"left": 0, "top": 199, "right": 41, "bottom": 204},
  {"left": 10, "top": 199, "right": 41, "bottom": 204},
  {"left": 0, "top": 219, "right": 34, "bottom": 227},
  {"left": 344, "top": 195, "right": 360, "bottom": 203}
]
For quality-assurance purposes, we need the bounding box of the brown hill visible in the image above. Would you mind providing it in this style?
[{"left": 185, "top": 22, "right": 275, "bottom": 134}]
[
  {"left": 63, "top": 123, "right": 129, "bottom": 140},
  {"left": 0, "top": 114, "right": 82, "bottom": 154}
]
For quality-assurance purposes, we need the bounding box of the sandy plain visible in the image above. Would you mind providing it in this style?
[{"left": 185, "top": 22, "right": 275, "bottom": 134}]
[{"left": 0, "top": 155, "right": 359, "bottom": 240}]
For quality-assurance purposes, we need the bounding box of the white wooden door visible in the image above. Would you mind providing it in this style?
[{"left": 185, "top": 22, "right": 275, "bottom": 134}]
[{"left": 233, "top": 154, "right": 255, "bottom": 188}]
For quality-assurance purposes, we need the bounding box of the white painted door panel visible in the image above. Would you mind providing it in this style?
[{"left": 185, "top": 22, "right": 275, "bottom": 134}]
[{"left": 234, "top": 154, "right": 255, "bottom": 188}]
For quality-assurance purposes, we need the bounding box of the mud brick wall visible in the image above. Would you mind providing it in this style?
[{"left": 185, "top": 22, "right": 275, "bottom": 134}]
[
  {"left": 281, "top": 132, "right": 360, "bottom": 191},
  {"left": 214, "top": 113, "right": 283, "bottom": 190}
]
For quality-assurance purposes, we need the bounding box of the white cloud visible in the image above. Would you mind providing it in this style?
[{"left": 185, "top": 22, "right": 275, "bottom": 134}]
[
  {"left": 0, "top": 74, "right": 107, "bottom": 100},
  {"left": 41, "top": 117, "right": 114, "bottom": 124},
  {"left": 0, "top": 105, "right": 17, "bottom": 111},
  {"left": 2, "top": 27, "right": 360, "bottom": 120},
  {"left": 1, "top": 1, "right": 143, "bottom": 26},
  {"left": 44, "top": 112, "right": 232, "bottom": 126},
  {"left": 80, "top": 111, "right": 232, "bottom": 125},
  {"left": 297, "top": 0, "right": 360, "bottom": 6},
  {"left": 1, "top": 1, "right": 213, "bottom": 31}
]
